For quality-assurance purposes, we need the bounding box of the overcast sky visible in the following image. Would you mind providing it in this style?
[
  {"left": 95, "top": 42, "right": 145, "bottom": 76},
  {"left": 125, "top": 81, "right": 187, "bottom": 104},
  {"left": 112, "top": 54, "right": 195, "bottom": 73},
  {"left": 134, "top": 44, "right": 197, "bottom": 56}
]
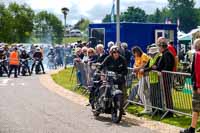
[{"left": 1, "top": 0, "right": 200, "bottom": 25}]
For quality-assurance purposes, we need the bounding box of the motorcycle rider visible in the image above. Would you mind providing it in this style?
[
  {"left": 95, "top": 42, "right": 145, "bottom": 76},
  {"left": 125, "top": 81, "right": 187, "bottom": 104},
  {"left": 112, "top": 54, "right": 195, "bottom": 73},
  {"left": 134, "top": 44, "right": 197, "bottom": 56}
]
[
  {"left": 100, "top": 45, "right": 128, "bottom": 113},
  {"left": 31, "top": 47, "right": 45, "bottom": 74},
  {"left": 47, "top": 47, "right": 56, "bottom": 69},
  {"left": 0, "top": 47, "right": 8, "bottom": 75},
  {"left": 47, "top": 47, "right": 56, "bottom": 58},
  {"left": 19, "top": 49, "right": 31, "bottom": 75}
]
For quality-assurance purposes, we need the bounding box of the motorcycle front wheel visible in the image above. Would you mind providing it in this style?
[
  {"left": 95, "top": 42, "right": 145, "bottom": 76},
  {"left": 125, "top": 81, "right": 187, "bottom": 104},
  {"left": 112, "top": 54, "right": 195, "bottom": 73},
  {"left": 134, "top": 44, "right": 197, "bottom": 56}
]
[{"left": 111, "top": 94, "right": 123, "bottom": 123}]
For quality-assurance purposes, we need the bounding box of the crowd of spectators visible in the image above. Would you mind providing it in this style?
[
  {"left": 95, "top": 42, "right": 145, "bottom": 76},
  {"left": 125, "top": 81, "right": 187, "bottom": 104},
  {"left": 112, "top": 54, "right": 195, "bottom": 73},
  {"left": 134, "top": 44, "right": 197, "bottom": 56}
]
[{"left": 71, "top": 37, "right": 200, "bottom": 131}]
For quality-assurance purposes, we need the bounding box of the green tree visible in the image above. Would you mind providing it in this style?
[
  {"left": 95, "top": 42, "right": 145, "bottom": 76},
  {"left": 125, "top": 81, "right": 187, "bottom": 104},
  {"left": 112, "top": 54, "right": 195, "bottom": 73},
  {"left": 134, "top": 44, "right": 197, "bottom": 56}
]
[
  {"left": 0, "top": 3, "right": 34, "bottom": 43},
  {"left": 74, "top": 18, "right": 90, "bottom": 31},
  {"left": 168, "top": 0, "right": 198, "bottom": 32},
  {"left": 0, "top": 4, "right": 13, "bottom": 43},
  {"left": 195, "top": 8, "right": 200, "bottom": 26},
  {"left": 102, "top": 6, "right": 147, "bottom": 23},
  {"left": 121, "top": 7, "right": 147, "bottom": 22},
  {"left": 8, "top": 3, "right": 35, "bottom": 43},
  {"left": 147, "top": 8, "right": 172, "bottom": 23},
  {"left": 34, "top": 11, "right": 64, "bottom": 44},
  {"left": 102, "top": 14, "right": 116, "bottom": 22}
]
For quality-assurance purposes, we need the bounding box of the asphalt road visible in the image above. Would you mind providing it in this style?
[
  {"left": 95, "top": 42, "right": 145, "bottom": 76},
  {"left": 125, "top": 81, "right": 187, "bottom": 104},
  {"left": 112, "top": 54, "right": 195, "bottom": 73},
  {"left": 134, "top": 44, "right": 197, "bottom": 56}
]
[{"left": 0, "top": 75, "right": 156, "bottom": 133}]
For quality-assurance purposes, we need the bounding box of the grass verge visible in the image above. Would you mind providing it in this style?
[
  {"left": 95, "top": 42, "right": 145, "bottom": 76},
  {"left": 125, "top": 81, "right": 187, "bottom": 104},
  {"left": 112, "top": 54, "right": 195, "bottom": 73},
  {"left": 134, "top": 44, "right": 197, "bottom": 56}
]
[
  {"left": 51, "top": 68, "right": 200, "bottom": 129},
  {"left": 63, "top": 37, "right": 87, "bottom": 44}
]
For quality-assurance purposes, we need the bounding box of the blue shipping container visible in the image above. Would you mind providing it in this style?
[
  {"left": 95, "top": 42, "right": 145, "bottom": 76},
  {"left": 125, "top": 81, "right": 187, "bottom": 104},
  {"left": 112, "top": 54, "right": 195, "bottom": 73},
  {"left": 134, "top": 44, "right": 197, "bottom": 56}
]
[{"left": 89, "top": 22, "right": 177, "bottom": 52}]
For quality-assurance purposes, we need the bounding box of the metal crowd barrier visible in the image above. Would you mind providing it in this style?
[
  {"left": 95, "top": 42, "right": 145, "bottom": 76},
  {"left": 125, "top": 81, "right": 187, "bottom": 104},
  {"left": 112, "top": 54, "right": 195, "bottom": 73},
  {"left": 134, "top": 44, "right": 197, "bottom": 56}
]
[
  {"left": 72, "top": 63, "right": 193, "bottom": 119},
  {"left": 161, "top": 71, "right": 192, "bottom": 118},
  {"left": 126, "top": 70, "right": 193, "bottom": 119},
  {"left": 72, "top": 62, "right": 96, "bottom": 94}
]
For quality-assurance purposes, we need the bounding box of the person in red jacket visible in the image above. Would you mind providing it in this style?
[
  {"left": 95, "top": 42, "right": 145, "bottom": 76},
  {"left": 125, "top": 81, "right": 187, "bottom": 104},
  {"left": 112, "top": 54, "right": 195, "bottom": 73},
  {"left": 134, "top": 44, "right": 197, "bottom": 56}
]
[
  {"left": 168, "top": 41, "right": 177, "bottom": 57},
  {"left": 181, "top": 39, "right": 200, "bottom": 133},
  {"left": 168, "top": 41, "right": 178, "bottom": 71}
]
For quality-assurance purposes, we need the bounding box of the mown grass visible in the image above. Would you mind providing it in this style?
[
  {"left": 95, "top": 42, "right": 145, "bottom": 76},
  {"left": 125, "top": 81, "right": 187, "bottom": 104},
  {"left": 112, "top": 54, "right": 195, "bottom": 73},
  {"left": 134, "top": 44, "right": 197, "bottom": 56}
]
[
  {"left": 51, "top": 67, "right": 89, "bottom": 98},
  {"left": 51, "top": 68, "right": 200, "bottom": 129},
  {"left": 63, "top": 37, "right": 87, "bottom": 44}
]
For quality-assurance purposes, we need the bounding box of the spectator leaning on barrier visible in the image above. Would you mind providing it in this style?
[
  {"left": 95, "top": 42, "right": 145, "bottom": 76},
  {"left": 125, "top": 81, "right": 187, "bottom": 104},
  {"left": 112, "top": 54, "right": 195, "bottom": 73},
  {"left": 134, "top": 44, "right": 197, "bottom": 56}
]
[
  {"left": 155, "top": 38, "right": 175, "bottom": 71},
  {"left": 153, "top": 38, "right": 175, "bottom": 117},
  {"left": 96, "top": 44, "right": 108, "bottom": 63},
  {"left": 142, "top": 45, "right": 163, "bottom": 112},
  {"left": 82, "top": 47, "right": 88, "bottom": 63},
  {"left": 121, "top": 42, "right": 132, "bottom": 67},
  {"left": 87, "top": 48, "right": 97, "bottom": 63},
  {"left": 73, "top": 47, "right": 84, "bottom": 85},
  {"left": 129, "top": 46, "right": 151, "bottom": 114},
  {"left": 181, "top": 39, "right": 200, "bottom": 133}
]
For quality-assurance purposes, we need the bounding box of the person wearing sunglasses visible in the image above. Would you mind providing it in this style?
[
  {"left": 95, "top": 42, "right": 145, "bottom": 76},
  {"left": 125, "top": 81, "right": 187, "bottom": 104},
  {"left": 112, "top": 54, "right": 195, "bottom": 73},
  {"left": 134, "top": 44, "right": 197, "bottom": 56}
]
[{"left": 100, "top": 45, "right": 128, "bottom": 113}]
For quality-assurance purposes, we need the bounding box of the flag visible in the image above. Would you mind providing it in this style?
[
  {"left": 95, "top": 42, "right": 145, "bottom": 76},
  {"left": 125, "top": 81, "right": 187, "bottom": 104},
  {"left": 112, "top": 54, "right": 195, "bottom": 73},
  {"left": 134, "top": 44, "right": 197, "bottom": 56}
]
[
  {"left": 177, "top": 18, "right": 180, "bottom": 27},
  {"left": 111, "top": 0, "right": 115, "bottom": 23}
]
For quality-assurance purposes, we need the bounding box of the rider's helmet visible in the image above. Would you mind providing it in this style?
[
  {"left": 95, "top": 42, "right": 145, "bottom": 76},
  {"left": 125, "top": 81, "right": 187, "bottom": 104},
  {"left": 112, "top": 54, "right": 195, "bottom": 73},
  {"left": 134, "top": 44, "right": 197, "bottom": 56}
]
[
  {"left": 109, "top": 45, "right": 119, "bottom": 54},
  {"left": 50, "top": 47, "right": 54, "bottom": 50},
  {"left": 0, "top": 47, "right": 4, "bottom": 53},
  {"left": 36, "top": 47, "right": 40, "bottom": 52}
]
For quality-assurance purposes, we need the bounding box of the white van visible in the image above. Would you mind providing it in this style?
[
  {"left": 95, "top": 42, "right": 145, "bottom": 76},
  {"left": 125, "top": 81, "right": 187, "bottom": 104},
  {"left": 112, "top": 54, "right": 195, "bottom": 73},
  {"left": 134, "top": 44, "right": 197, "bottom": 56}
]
[{"left": 70, "top": 29, "right": 82, "bottom": 37}]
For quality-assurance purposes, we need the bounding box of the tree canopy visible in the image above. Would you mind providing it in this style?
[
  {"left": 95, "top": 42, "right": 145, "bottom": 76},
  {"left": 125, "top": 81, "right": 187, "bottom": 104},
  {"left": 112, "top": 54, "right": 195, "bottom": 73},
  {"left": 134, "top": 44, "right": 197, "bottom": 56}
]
[
  {"left": 34, "top": 11, "right": 64, "bottom": 44},
  {"left": 102, "top": 0, "right": 200, "bottom": 32},
  {"left": 0, "top": 3, "right": 64, "bottom": 44},
  {"left": 74, "top": 18, "right": 90, "bottom": 31},
  {"left": 0, "top": 3, "right": 34, "bottom": 43}
]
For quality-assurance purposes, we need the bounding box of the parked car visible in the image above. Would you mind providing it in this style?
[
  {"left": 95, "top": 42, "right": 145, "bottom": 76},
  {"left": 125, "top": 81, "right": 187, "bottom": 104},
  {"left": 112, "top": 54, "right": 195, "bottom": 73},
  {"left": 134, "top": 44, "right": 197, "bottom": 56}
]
[{"left": 70, "top": 29, "right": 82, "bottom": 37}]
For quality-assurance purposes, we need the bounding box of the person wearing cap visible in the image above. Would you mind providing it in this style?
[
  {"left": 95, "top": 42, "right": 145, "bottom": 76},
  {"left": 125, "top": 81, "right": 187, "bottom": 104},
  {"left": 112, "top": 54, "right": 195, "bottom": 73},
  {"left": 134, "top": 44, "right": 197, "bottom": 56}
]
[
  {"left": 154, "top": 37, "right": 175, "bottom": 117},
  {"left": 8, "top": 47, "right": 20, "bottom": 78},
  {"left": 31, "top": 47, "right": 45, "bottom": 74},
  {"left": 0, "top": 47, "right": 8, "bottom": 76},
  {"left": 180, "top": 39, "right": 200, "bottom": 133},
  {"left": 142, "top": 45, "right": 162, "bottom": 113},
  {"left": 101, "top": 45, "right": 128, "bottom": 109}
]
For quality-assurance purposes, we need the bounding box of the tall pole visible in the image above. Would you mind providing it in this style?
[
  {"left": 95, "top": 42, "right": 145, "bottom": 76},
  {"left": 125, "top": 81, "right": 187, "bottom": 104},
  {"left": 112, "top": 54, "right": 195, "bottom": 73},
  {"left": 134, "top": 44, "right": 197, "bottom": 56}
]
[
  {"left": 61, "top": 7, "right": 69, "bottom": 28},
  {"left": 64, "top": 15, "right": 66, "bottom": 28},
  {"left": 116, "top": 0, "right": 120, "bottom": 46}
]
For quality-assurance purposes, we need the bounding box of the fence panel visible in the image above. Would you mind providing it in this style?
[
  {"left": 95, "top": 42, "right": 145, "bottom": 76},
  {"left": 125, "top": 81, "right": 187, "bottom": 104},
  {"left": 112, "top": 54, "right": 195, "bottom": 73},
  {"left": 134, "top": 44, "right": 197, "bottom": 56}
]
[{"left": 161, "top": 71, "right": 192, "bottom": 117}]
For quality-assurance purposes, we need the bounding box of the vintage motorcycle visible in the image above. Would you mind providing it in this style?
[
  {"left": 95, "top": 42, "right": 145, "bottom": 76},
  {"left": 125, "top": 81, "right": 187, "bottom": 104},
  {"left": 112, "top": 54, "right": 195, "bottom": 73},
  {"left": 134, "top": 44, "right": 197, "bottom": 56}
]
[
  {"left": 90, "top": 65, "right": 123, "bottom": 123},
  {"left": 34, "top": 58, "right": 41, "bottom": 74}
]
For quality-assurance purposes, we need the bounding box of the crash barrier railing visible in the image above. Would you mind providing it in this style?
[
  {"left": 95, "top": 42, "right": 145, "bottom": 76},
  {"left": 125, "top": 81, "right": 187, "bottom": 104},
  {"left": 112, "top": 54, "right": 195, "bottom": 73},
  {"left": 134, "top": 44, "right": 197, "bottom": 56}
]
[{"left": 125, "top": 70, "right": 193, "bottom": 119}]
